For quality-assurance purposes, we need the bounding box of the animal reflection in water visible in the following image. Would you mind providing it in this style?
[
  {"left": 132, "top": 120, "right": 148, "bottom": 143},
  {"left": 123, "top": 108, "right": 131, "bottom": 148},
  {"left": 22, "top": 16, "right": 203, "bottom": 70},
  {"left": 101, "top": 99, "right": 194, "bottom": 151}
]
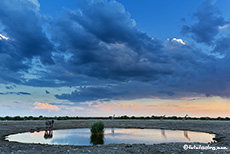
[
  {"left": 160, "top": 129, "right": 191, "bottom": 141},
  {"left": 44, "top": 130, "right": 53, "bottom": 139},
  {"left": 184, "top": 131, "right": 190, "bottom": 141},
  {"left": 161, "top": 129, "right": 167, "bottom": 138},
  {"left": 111, "top": 128, "right": 115, "bottom": 134}
]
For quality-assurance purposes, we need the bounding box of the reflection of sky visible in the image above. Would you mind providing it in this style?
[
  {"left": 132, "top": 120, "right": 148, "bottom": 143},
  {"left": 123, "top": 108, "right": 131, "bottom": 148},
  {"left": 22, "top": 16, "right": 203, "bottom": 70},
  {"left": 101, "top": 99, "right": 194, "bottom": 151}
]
[{"left": 6, "top": 128, "right": 215, "bottom": 145}]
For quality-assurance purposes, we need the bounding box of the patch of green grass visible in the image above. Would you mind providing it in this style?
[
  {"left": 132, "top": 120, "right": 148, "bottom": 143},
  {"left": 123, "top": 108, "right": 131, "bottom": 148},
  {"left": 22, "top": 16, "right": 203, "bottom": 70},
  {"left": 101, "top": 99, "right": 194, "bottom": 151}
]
[{"left": 91, "top": 121, "right": 104, "bottom": 134}]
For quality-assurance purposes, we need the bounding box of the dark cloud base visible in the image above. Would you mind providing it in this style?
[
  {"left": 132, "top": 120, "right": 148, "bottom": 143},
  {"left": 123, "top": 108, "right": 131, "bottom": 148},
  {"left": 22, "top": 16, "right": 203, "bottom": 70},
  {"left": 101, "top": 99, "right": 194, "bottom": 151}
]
[
  {"left": 0, "top": 0, "right": 230, "bottom": 103},
  {"left": 0, "top": 92, "right": 31, "bottom": 95}
]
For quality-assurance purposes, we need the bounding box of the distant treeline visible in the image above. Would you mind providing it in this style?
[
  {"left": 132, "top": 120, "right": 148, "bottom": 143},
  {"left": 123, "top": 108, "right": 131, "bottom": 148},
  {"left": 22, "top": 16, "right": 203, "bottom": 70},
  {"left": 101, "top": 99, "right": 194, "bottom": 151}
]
[{"left": 0, "top": 115, "right": 230, "bottom": 121}]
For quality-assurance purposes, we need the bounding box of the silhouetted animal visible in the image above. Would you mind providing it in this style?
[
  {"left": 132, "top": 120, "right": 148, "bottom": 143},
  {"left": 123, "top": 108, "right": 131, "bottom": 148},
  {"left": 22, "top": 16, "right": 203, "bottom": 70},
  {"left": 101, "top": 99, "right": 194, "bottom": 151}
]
[
  {"left": 160, "top": 115, "right": 166, "bottom": 121},
  {"left": 182, "top": 114, "right": 189, "bottom": 121},
  {"left": 45, "top": 120, "right": 54, "bottom": 128},
  {"left": 111, "top": 114, "right": 115, "bottom": 120}
]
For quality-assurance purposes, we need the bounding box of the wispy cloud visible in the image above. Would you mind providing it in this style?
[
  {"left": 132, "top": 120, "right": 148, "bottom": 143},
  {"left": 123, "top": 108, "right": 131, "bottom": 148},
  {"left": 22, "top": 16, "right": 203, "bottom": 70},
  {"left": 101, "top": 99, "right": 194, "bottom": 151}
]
[
  {"left": 0, "top": 34, "right": 9, "bottom": 40},
  {"left": 219, "top": 24, "right": 230, "bottom": 29},
  {"left": 0, "top": 92, "right": 31, "bottom": 95},
  {"left": 33, "top": 102, "right": 60, "bottom": 111},
  {"left": 171, "top": 38, "right": 186, "bottom": 45}
]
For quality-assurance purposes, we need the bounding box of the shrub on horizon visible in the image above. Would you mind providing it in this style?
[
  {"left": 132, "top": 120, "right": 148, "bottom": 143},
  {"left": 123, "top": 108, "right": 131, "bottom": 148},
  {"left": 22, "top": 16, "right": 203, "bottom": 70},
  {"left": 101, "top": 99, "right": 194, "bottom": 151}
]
[
  {"left": 131, "top": 116, "right": 136, "bottom": 119},
  {"left": 121, "top": 115, "right": 129, "bottom": 119},
  {"left": 28, "top": 116, "right": 34, "bottom": 120},
  {"left": 4, "top": 116, "right": 11, "bottom": 120},
  {"left": 12, "top": 116, "right": 24, "bottom": 121}
]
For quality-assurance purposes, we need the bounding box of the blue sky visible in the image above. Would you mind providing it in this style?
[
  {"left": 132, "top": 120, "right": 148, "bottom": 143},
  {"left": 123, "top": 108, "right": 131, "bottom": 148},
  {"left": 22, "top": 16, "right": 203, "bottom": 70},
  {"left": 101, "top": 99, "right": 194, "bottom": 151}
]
[{"left": 0, "top": 0, "right": 230, "bottom": 117}]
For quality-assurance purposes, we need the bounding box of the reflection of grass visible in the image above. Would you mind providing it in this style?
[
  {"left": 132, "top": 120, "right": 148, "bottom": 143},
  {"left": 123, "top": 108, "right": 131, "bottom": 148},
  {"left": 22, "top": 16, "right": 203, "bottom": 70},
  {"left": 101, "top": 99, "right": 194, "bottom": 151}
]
[
  {"left": 90, "top": 133, "right": 104, "bottom": 145},
  {"left": 91, "top": 121, "right": 104, "bottom": 134}
]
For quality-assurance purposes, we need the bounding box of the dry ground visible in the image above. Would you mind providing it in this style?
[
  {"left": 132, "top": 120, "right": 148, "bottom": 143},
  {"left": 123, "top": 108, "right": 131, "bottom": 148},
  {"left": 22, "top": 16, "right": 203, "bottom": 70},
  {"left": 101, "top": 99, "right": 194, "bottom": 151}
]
[{"left": 0, "top": 120, "right": 230, "bottom": 154}]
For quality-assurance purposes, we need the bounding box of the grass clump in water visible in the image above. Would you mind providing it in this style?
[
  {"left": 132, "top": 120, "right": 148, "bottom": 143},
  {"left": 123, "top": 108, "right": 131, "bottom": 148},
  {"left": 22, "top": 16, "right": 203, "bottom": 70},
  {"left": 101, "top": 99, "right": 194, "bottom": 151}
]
[{"left": 91, "top": 121, "right": 104, "bottom": 134}]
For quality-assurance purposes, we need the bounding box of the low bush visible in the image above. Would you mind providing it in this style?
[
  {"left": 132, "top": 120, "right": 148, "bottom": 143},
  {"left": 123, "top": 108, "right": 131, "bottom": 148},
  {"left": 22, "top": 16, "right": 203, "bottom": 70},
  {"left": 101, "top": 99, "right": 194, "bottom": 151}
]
[
  {"left": 12, "top": 116, "right": 24, "bottom": 120},
  {"left": 90, "top": 121, "right": 104, "bottom": 134}
]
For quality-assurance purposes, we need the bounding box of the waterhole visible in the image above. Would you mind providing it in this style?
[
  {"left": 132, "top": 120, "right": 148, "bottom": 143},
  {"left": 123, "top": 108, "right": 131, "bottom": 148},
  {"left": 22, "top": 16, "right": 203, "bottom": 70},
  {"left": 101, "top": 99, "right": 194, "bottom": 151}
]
[{"left": 5, "top": 128, "right": 215, "bottom": 145}]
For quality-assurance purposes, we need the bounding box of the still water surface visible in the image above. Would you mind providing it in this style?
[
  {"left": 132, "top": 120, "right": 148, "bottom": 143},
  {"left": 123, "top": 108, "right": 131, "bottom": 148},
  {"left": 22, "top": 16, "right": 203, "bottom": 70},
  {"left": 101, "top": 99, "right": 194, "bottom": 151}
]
[{"left": 6, "top": 128, "right": 215, "bottom": 145}]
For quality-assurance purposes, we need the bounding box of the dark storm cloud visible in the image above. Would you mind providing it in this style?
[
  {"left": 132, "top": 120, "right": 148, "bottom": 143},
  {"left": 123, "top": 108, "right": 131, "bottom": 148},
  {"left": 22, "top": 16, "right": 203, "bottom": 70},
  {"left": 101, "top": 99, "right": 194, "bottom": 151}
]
[
  {"left": 212, "top": 35, "right": 230, "bottom": 54},
  {"left": 0, "top": 71, "right": 23, "bottom": 84},
  {"left": 0, "top": 38, "right": 29, "bottom": 74},
  {"left": 5, "top": 85, "right": 16, "bottom": 90},
  {"left": 69, "top": 1, "right": 161, "bottom": 52},
  {"left": 158, "top": 90, "right": 175, "bottom": 96},
  {"left": 0, "top": 0, "right": 230, "bottom": 103},
  {"left": 0, "top": 91, "right": 31, "bottom": 95},
  {"left": 55, "top": 81, "right": 159, "bottom": 102},
  {"left": 181, "top": 0, "right": 227, "bottom": 45},
  {"left": 0, "top": 0, "right": 54, "bottom": 84},
  {"left": 48, "top": 0, "right": 173, "bottom": 82},
  {"left": 45, "top": 90, "right": 50, "bottom": 94},
  {"left": 55, "top": 86, "right": 122, "bottom": 102},
  {"left": 0, "top": 0, "right": 54, "bottom": 64},
  {"left": 24, "top": 69, "right": 111, "bottom": 87}
]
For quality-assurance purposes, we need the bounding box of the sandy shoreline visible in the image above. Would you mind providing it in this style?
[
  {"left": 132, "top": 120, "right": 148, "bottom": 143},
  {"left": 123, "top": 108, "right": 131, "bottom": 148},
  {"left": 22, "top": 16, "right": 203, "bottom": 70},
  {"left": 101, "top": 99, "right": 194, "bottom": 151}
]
[{"left": 0, "top": 120, "right": 230, "bottom": 153}]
